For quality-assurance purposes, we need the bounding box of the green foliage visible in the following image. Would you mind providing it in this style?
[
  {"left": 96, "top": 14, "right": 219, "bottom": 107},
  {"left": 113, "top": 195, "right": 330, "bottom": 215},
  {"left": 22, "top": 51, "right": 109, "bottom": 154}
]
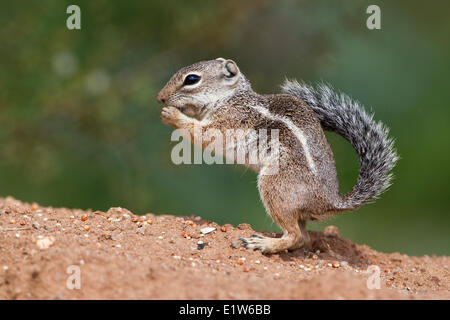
[{"left": 0, "top": 0, "right": 449, "bottom": 255}]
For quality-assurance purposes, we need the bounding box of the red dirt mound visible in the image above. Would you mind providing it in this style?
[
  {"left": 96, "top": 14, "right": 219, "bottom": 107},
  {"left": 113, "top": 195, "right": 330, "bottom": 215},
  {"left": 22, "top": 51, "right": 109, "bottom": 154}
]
[{"left": 0, "top": 197, "right": 448, "bottom": 299}]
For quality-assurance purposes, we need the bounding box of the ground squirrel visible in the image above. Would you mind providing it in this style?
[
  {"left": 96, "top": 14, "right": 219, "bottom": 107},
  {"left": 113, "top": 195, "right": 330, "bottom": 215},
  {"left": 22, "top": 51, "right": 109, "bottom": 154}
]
[{"left": 157, "top": 58, "right": 398, "bottom": 254}]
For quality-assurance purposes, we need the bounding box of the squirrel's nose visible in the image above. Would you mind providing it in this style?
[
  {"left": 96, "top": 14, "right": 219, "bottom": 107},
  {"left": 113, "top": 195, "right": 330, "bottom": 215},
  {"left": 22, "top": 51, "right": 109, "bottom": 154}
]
[{"left": 157, "top": 91, "right": 167, "bottom": 104}]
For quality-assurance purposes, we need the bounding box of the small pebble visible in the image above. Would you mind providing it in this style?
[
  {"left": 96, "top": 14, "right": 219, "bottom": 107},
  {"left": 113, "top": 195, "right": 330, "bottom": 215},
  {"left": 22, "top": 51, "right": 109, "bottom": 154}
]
[
  {"left": 173, "top": 256, "right": 181, "bottom": 260},
  {"left": 32, "top": 222, "right": 40, "bottom": 229},
  {"left": 3, "top": 266, "right": 8, "bottom": 271},
  {"left": 197, "top": 241, "right": 205, "bottom": 250},
  {"left": 254, "top": 260, "right": 261, "bottom": 264},
  {"left": 157, "top": 236, "right": 163, "bottom": 239},
  {"left": 200, "top": 227, "right": 216, "bottom": 235},
  {"left": 115, "top": 244, "right": 121, "bottom": 248},
  {"left": 15, "top": 233, "right": 20, "bottom": 238}
]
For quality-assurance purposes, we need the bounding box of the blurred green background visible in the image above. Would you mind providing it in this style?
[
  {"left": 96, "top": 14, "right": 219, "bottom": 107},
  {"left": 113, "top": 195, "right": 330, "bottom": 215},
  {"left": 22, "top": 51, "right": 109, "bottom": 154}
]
[{"left": 1, "top": 0, "right": 449, "bottom": 255}]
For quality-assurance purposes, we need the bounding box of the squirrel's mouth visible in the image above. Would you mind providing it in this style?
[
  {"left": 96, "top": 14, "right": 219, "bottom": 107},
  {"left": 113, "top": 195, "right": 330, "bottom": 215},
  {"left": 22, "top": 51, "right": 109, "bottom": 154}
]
[{"left": 177, "top": 103, "right": 202, "bottom": 119}]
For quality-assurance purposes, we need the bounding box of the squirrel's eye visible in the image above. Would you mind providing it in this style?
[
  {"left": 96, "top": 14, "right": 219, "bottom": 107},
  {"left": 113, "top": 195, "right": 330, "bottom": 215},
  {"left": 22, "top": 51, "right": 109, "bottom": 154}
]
[{"left": 183, "top": 74, "right": 201, "bottom": 86}]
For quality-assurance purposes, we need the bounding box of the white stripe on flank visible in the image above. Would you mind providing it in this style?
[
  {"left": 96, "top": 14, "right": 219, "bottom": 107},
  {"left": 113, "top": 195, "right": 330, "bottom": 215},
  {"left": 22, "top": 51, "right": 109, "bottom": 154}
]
[{"left": 249, "top": 105, "right": 317, "bottom": 174}]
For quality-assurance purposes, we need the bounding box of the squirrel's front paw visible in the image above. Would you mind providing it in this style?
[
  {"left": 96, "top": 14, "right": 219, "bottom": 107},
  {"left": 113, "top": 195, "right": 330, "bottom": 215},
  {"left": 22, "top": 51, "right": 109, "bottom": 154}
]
[{"left": 160, "top": 106, "right": 182, "bottom": 127}]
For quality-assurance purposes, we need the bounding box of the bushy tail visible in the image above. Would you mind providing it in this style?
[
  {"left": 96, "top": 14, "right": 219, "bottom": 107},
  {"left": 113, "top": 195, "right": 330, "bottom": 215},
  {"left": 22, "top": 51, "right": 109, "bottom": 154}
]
[{"left": 282, "top": 80, "right": 399, "bottom": 210}]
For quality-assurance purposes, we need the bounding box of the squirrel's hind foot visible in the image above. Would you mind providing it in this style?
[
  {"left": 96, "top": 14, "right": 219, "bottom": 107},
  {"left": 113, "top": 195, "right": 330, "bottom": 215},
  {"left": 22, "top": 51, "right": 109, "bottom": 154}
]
[{"left": 239, "top": 232, "right": 308, "bottom": 254}]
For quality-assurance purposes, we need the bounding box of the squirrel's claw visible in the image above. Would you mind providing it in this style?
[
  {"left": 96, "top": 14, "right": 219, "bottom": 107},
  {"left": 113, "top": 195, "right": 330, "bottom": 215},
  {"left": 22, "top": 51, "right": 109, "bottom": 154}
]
[{"left": 239, "top": 236, "right": 266, "bottom": 252}]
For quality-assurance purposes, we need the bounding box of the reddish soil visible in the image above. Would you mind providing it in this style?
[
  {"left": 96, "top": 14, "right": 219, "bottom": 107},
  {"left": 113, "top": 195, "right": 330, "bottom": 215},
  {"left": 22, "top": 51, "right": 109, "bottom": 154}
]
[{"left": 0, "top": 196, "right": 448, "bottom": 300}]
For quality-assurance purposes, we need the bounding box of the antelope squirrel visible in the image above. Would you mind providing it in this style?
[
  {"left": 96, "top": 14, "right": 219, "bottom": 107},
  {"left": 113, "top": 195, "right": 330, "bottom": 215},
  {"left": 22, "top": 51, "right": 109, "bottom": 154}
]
[{"left": 157, "top": 58, "right": 398, "bottom": 254}]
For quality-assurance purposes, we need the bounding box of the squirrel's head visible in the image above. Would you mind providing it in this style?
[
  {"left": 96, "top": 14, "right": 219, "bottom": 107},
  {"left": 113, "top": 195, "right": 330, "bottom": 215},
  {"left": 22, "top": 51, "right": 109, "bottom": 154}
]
[{"left": 157, "top": 58, "right": 251, "bottom": 118}]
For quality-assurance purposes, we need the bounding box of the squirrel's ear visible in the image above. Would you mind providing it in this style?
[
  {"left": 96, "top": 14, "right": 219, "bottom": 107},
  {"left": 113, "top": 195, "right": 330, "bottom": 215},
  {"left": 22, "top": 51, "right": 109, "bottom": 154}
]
[{"left": 222, "top": 60, "right": 239, "bottom": 78}]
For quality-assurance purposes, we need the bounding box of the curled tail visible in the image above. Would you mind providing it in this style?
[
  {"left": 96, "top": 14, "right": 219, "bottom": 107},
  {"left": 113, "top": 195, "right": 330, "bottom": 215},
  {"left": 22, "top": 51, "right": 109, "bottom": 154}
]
[{"left": 282, "top": 80, "right": 399, "bottom": 210}]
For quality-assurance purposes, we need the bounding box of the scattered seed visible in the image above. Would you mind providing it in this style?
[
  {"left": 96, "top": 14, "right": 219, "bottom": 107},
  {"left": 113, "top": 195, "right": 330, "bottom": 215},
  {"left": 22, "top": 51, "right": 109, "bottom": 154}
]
[
  {"left": 220, "top": 226, "right": 227, "bottom": 232},
  {"left": 9, "top": 219, "right": 16, "bottom": 224},
  {"left": 185, "top": 220, "right": 194, "bottom": 226},
  {"left": 115, "top": 244, "right": 121, "bottom": 248},
  {"left": 157, "top": 236, "right": 163, "bottom": 239},
  {"left": 31, "top": 204, "right": 38, "bottom": 211},
  {"left": 236, "top": 260, "right": 243, "bottom": 265},
  {"left": 254, "top": 260, "right": 261, "bottom": 264},
  {"left": 83, "top": 226, "right": 90, "bottom": 232},
  {"left": 386, "top": 281, "right": 392, "bottom": 286},
  {"left": 32, "top": 222, "right": 40, "bottom": 229},
  {"left": 299, "top": 264, "right": 305, "bottom": 269},
  {"left": 173, "top": 255, "right": 181, "bottom": 260},
  {"left": 243, "top": 268, "right": 249, "bottom": 272},
  {"left": 81, "top": 215, "right": 87, "bottom": 222},
  {"left": 70, "top": 216, "right": 75, "bottom": 219},
  {"left": 15, "top": 233, "right": 20, "bottom": 238},
  {"left": 19, "top": 220, "right": 26, "bottom": 226},
  {"left": 83, "top": 234, "right": 89, "bottom": 238},
  {"left": 147, "top": 220, "right": 153, "bottom": 225}
]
